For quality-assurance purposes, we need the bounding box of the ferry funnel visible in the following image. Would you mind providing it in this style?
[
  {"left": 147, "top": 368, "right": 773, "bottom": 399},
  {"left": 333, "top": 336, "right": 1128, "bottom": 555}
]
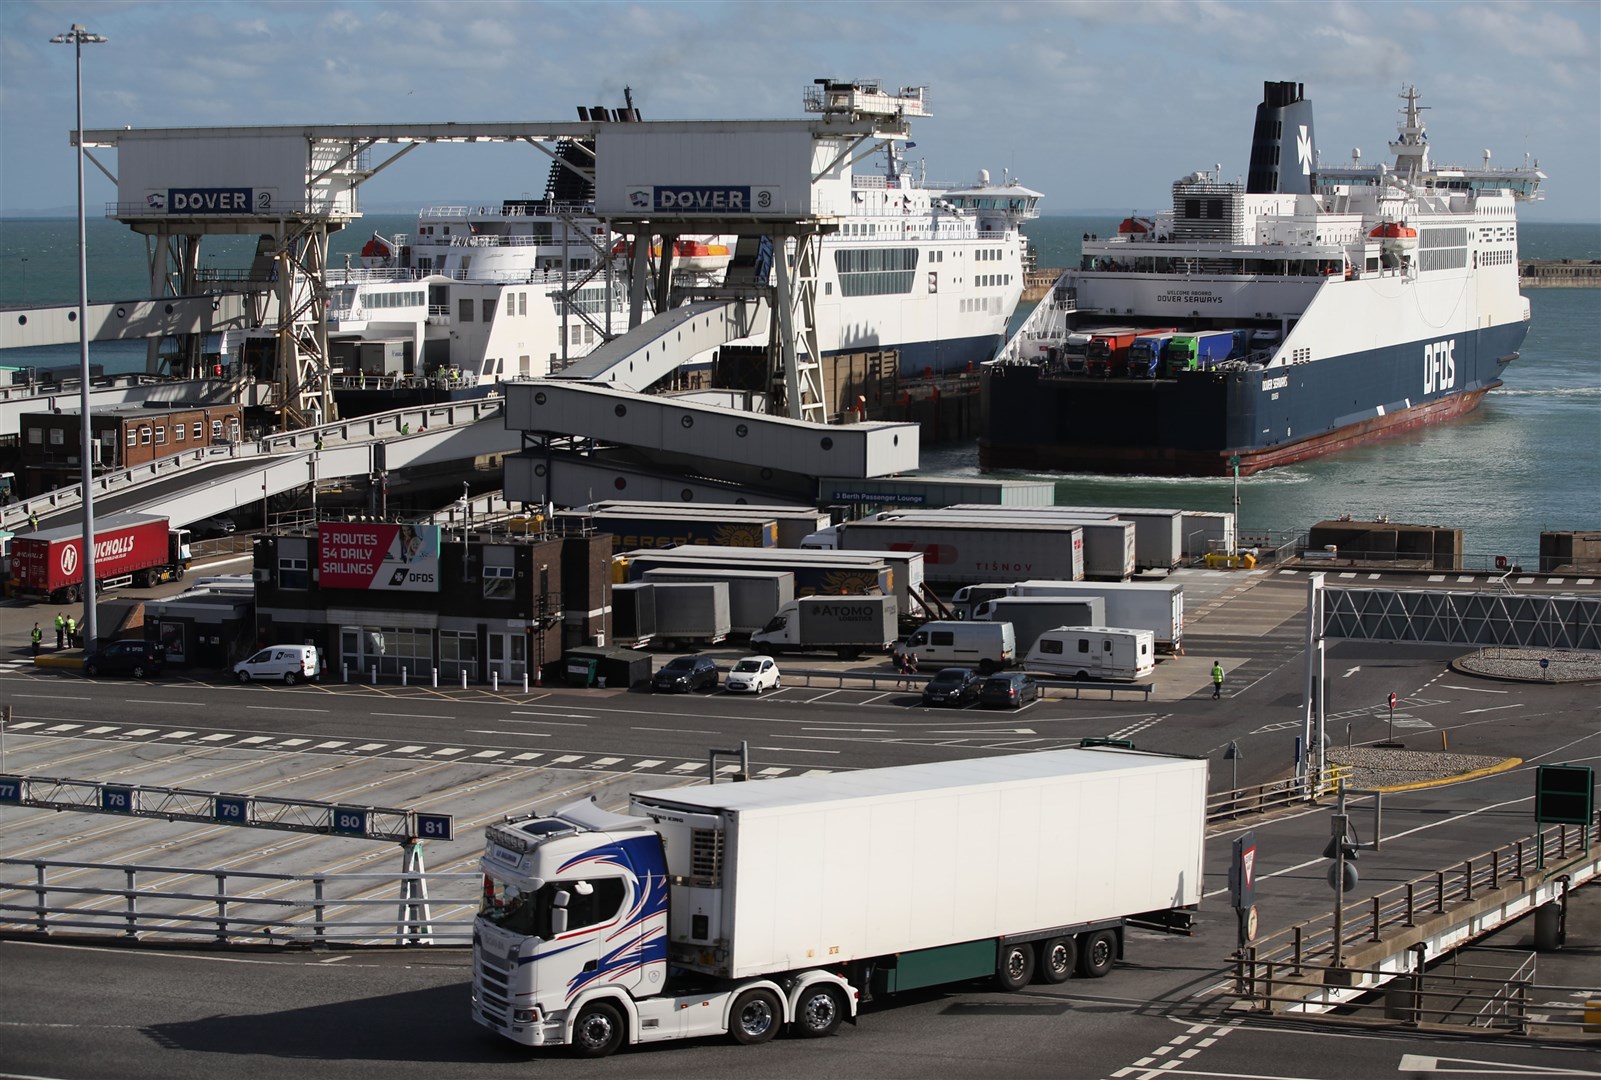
[{"left": 1247, "top": 80, "right": 1316, "bottom": 195}]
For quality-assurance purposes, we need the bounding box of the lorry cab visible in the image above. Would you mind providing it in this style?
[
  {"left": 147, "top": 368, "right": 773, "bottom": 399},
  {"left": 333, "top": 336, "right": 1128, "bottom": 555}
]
[{"left": 905, "top": 619, "right": 1015, "bottom": 674}]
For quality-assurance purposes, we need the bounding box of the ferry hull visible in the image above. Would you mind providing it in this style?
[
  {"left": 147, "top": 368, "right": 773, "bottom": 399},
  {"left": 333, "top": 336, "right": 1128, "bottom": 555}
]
[{"left": 980, "top": 322, "right": 1524, "bottom": 477}]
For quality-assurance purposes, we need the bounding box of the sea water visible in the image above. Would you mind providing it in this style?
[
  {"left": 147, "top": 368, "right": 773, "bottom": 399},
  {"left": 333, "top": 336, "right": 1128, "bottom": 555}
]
[{"left": 1, "top": 213, "right": 1597, "bottom": 562}]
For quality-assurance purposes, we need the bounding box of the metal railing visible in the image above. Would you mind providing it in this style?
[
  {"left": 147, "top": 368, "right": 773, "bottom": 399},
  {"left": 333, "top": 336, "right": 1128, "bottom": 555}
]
[
  {"left": 1206, "top": 767, "right": 1348, "bottom": 822},
  {"left": 0, "top": 856, "right": 478, "bottom": 946},
  {"left": 1236, "top": 819, "right": 1599, "bottom": 1011}
]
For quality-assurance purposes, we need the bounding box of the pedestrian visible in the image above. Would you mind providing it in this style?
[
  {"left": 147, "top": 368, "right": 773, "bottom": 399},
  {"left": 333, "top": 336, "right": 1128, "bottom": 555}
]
[
  {"left": 31, "top": 622, "right": 42, "bottom": 656},
  {"left": 66, "top": 615, "right": 77, "bottom": 649},
  {"left": 400, "top": 421, "right": 410, "bottom": 436},
  {"left": 894, "top": 648, "right": 908, "bottom": 689},
  {"left": 906, "top": 650, "right": 919, "bottom": 685},
  {"left": 29, "top": 511, "right": 39, "bottom": 532},
  {"left": 54, "top": 612, "right": 66, "bottom": 650},
  {"left": 1211, "top": 660, "right": 1225, "bottom": 699}
]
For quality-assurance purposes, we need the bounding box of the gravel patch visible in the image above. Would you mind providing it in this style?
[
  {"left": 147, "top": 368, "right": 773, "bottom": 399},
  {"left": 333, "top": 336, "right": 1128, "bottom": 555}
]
[
  {"left": 1453, "top": 647, "right": 1601, "bottom": 683},
  {"left": 1327, "top": 746, "right": 1511, "bottom": 791}
]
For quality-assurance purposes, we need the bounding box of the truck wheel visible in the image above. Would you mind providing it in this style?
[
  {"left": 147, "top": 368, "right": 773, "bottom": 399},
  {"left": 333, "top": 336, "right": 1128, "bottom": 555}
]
[
  {"left": 1036, "top": 937, "right": 1076, "bottom": 984},
  {"left": 994, "top": 942, "right": 1034, "bottom": 991},
  {"left": 174, "top": 566, "right": 185, "bottom": 581},
  {"left": 1076, "top": 930, "right": 1117, "bottom": 978},
  {"left": 794, "top": 983, "right": 846, "bottom": 1038},
  {"left": 729, "top": 988, "right": 781, "bottom": 1045},
  {"left": 66, "top": 585, "right": 81, "bottom": 603},
  {"left": 571, "top": 1001, "right": 626, "bottom": 1058}
]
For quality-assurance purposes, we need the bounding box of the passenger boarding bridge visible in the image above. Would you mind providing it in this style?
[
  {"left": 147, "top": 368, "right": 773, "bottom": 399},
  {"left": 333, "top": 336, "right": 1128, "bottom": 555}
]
[{"left": 5, "top": 80, "right": 931, "bottom": 514}]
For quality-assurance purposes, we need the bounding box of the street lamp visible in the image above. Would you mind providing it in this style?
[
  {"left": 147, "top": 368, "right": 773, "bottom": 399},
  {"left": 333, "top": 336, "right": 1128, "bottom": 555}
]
[{"left": 50, "top": 23, "right": 107, "bottom": 651}]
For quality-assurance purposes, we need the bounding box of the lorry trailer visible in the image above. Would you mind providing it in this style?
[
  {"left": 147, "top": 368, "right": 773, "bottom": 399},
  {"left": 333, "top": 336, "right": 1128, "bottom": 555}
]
[
  {"left": 1008, "top": 580, "right": 1185, "bottom": 653},
  {"left": 808, "top": 518, "right": 1087, "bottom": 586},
  {"left": 971, "top": 595, "right": 1106, "bottom": 655},
  {"left": 9, "top": 514, "right": 191, "bottom": 604},
  {"left": 472, "top": 748, "right": 1207, "bottom": 1055},
  {"left": 566, "top": 510, "right": 779, "bottom": 552},
  {"left": 749, "top": 594, "right": 897, "bottom": 658},
  {"left": 585, "top": 500, "right": 830, "bottom": 548},
  {"left": 641, "top": 568, "right": 794, "bottom": 636}
]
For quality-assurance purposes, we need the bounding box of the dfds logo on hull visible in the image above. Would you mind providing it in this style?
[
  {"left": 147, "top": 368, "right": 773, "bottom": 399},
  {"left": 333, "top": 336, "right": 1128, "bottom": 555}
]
[{"left": 1423, "top": 339, "right": 1456, "bottom": 394}]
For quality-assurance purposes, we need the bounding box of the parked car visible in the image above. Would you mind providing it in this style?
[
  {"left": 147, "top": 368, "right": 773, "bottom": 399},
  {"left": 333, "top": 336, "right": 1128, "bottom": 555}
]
[
  {"left": 188, "top": 515, "right": 236, "bottom": 540},
  {"left": 83, "top": 639, "right": 166, "bottom": 679},
  {"left": 980, "top": 672, "right": 1040, "bottom": 709},
  {"left": 652, "top": 654, "right": 719, "bottom": 693},
  {"left": 234, "top": 644, "right": 322, "bottom": 685},
  {"left": 725, "top": 655, "right": 780, "bottom": 694},
  {"left": 921, "top": 667, "right": 981, "bottom": 706}
]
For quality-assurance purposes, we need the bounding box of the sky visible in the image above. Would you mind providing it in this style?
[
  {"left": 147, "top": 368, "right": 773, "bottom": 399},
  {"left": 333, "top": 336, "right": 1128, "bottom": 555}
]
[{"left": 1, "top": 0, "right": 1597, "bottom": 222}]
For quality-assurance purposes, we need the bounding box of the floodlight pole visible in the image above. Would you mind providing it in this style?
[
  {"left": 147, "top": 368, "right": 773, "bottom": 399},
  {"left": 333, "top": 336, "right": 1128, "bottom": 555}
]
[{"left": 51, "top": 23, "right": 107, "bottom": 650}]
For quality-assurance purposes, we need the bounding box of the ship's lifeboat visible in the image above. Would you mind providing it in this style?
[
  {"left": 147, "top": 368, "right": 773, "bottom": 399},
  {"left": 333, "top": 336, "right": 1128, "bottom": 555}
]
[
  {"left": 610, "top": 236, "right": 733, "bottom": 272},
  {"left": 1117, "top": 215, "right": 1153, "bottom": 235},
  {"left": 359, "top": 234, "right": 397, "bottom": 268},
  {"left": 1369, "top": 221, "right": 1419, "bottom": 259}
]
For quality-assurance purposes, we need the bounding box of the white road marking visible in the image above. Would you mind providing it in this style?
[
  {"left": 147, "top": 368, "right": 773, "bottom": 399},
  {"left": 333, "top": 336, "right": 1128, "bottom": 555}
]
[
  {"left": 754, "top": 746, "right": 841, "bottom": 754},
  {"left": 1398, "top": 1053, "right": 1601, "bottom": 1075},
  {"left": 1464, "top": 705, "right": 1524, "bottom": 715},
  {"left": 371, "top": 711, "right": 453, "bottom": 720},
  {"left": 1342, "top": 666, "right": 1361, "bottom": 678},
  {"left": 467, "top": 729, "right": 550, "bottom": 738},
  {"left": 245, "top": 705, "right": 329, "bottom": 714},
  {"left": 1443, "top": 685, "right": 1510, "bottom": 694},
  {"left": 393, "top": 745, "right": 426, "bottom": 753}
]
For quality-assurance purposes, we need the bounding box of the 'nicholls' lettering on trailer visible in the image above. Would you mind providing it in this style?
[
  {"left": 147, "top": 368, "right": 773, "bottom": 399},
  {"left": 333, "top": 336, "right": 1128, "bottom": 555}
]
[
  {"left": 94, "top": 535, "right": 136, "bottom": 561},
  {"left": 654, "top": 186, "right": 750, "bottom": 212},
  {"left": 167, "top": 187, "right": 254, "bottom": 214},
  {"left": 1423, "top": 339, "right": 1456, "bottom": 394}
]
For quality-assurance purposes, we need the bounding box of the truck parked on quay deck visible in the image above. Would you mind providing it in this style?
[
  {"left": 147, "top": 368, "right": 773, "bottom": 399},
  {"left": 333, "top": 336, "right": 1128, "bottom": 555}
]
[
  {"left": 568, "top": 510, "right": 778, "bottom": 553},
  {"left": 1084, "top": 327, "right": 1176, "bottom": 378},
  {"left": 471, "top": 748, "right": 1208, "bottom": 1056},
  {"left": 9, "top": 514, "right": 192, "bottom": 604},
  {"left": 649, "top": 581, "right": 732, "bottom": 647},
  {"left": 641, "top": 568, "right": 794, "bottom": 637},
  {"left": 1163, "top": 330, "right": 1240, "bottom": 376},
  {"left": 749, "top": 594, "right": 897, "bottom": 658},
  {"left": 1126, "top": 332, "right": 1180, "bottom": 379}
]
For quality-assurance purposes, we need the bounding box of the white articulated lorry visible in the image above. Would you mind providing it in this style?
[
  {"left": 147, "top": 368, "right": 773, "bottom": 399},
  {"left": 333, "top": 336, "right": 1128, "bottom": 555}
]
[{"left": 472, "top": 748, "right": 1208, "bottom": 1057}]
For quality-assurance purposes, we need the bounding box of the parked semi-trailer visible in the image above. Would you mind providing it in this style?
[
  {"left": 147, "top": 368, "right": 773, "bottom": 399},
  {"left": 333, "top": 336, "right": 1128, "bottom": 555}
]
[
  {"left": 567, "top": 510, "right": 779, "bottom": 553},
  {"left": 641, "top": 568, "right": 794, "bottom": 636},
  {"left": 1008, "top": 580, "right": 1185, "bottom": 653},
  {"left": 971, "top": 595, "right": 1105, "bottom": 655},
  {"left": 10, "top": 514, "right": 191, "bottom": 604},
  {"left": 1126, "top": 333, "right": 1180, "bottom": 379},
  {"left": 586, "top": 501, "right": 830, "bottom": 548},
  {"left": 1084, "top": 327, "right": 1175, "bottom": 378},
  {"left": 749, "top": 594, "right": 897, "bottom": 658},
  {"left": 649, "top": 582, "right": 732, "bottom": 647},
  {"left": 804, "top": 519, "right": 1087, "bottom": 585},
  {"left": 1163, "top": 330, "right": 1239, "bottom": 376},
  {"left": 840, "top": 512, "right": 1133, "bottom": 582},
  {"left": 471, "top": 748, "right": 1207, "bottom": 1056},
  {"left": 622, "top": 545, "right": 925, "bottom": 618}
]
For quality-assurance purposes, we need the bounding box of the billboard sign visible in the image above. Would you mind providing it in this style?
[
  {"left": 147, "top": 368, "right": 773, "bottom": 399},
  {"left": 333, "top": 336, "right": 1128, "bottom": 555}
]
[{"left": 318, "top": 523, "right": 441, "bottom": 592}]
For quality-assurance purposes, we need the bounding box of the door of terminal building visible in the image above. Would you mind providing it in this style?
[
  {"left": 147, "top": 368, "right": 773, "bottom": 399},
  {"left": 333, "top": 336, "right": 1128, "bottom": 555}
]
[{"left": 487, "top": 632, "right": 526, "bottom": 683}]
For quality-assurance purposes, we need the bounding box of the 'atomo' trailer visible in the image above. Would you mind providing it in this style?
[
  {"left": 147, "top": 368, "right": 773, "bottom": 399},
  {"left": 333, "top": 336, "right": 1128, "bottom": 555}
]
[{"left": 472, "top": 748, "right": 1207, "bottom": 1056}]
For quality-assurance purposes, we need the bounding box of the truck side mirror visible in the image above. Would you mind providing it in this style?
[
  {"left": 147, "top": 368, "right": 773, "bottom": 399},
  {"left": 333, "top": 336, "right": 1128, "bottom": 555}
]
[{"left": 551, "top": 890, "right": 570, "bottom": 935}]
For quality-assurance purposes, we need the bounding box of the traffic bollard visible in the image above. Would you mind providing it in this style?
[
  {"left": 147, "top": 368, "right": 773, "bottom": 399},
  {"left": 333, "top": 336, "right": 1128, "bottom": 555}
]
[
  {"left": 492, "top": 671, "right": 499, "bottom": 692},
  {"left": 402, "top": 666, "right": 409, "bottom": 687},
  {"left": 432, "top": 667, "right": 438, "bottom": 688},
  {"left": 370, "top": 665, "right": 377, "bottom": 685}
]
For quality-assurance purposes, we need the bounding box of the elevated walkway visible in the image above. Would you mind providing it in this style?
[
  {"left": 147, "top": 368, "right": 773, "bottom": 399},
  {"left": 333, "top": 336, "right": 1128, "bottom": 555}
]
[
  {"left": 552, "top": 295, "right": 767, "bottom": 390},
  {"left": 0, "top": 293, "right": 253, "bottom": 351},
  {"left": 504, "top": 380, "right": 917, "bottom": 482}
]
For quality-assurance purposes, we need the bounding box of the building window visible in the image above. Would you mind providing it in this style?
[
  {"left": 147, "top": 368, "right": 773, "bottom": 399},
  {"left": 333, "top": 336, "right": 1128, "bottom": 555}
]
[
  {"left": 211, "top": 420, "right": 223, "bottom": 440},
  {"left": 193, "top": 422, "right": 203, "bottom": 440},
  {"left": 50, "top": 428, "right": 65, "bottom": 446},
  {"left": 175, "top": 424, "right": 186, "bottom": 443},
  {"left": 458, "top": 298, "right": 474, "bottom": 322},
  {"left": 277, "top": 555, "right": 309, "bottom": 591},
  {"left": 141, "top": 428, "right": 152, "bottom": 445},
  {"left": 518, "top": 292, "right": 527, "bottom": 317},
  {"left": 439, "top": 630, "right": 478, "bottom": 682},
  {"left": 126, "top": 430, "right": 138, "bottom": 448},
  {"left": 155, "top": 427, "right": 166, "bottom": 445},
  {"left": 484, "top": 564, "right": 515, "bottom": 600},
  {"left": 482, "top": 298, "right": 496, "bottom": 322}
]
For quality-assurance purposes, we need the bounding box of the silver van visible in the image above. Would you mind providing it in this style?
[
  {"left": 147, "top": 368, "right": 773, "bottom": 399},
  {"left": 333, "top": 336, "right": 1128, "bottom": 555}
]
[
  {"left": 234, "top": 644, "right": 322, "bottom": 685},
  {"left": 904, "top": 620, "right": 1016, "bottom": 673}
]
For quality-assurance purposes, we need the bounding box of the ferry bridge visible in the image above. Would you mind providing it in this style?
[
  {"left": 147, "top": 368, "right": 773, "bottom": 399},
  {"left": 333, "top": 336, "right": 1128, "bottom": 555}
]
[{"left": 1, "top": 80, "right": 932, "bottom": 502}]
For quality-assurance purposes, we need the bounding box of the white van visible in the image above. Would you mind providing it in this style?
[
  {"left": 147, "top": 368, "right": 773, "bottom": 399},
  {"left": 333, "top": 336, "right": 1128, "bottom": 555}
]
[
  {"left": 1025, "top": 626, "right": 1154, "bottom": 682},
  {"left": 235, "top": 644, "right": 323, "bottom": 685},
  {"left": 904, "top": 620, "right": 1016, "bottom": 673}
]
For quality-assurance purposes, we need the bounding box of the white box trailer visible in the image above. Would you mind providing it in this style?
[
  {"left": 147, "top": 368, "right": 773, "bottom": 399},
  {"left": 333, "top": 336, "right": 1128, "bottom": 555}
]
[
  {"left": 471, "top": 748, "right": 1207, "bottom": 1054},
  {"left": 819, "top": 518, "right": 1087, "bottom": 586},
  {"left": 867, "top": 511, "right": 1134, "bottom": 581},
  {"left": 1036, "top": 507, "right": 1186, "bottom": 571},
  {"left": 972, "top": 595, "right": 1106, "bottom": 655},
  {"left": 634, "top": 543, "right": 926, "bottom": 618},
  {"left": 1008, "top": 579, "right": 1185, "bottom": 653},
  {"left": 641, "top": 568, "right": 795, "bottom": 635},
  {"left": 589, "top": 500, "right": 830, "bottom": 548},
  {"left": 1181, "top": 510, "right": 1237, "bottom": 560}
]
